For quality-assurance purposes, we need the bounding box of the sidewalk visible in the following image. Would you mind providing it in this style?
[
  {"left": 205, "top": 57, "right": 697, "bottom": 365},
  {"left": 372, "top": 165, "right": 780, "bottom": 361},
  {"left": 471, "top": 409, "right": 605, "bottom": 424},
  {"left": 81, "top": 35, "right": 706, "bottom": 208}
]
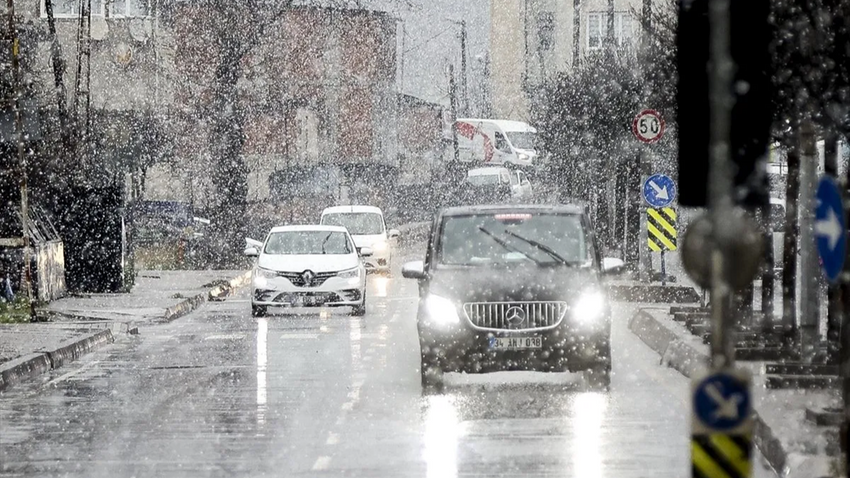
[
  {"left": 0, "top": 269, "right": 250, "bottom": 392},
  {"left": 628, "top": 306, "right": 838, "bottom": 478}
]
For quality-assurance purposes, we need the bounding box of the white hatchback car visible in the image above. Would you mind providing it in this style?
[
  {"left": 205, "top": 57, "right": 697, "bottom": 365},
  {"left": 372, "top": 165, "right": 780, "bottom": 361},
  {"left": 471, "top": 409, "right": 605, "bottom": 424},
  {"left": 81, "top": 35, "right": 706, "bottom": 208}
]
[
  {"left": 245, "top": 225, "right": 369, "bottom": 317},
  {"left": 320, "top": 205, "right": 399, "bottom": 274}
]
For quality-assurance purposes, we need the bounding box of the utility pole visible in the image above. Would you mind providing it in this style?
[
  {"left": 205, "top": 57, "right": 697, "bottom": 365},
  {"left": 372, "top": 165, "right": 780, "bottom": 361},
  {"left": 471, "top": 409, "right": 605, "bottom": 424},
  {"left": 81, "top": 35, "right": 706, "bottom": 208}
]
[
  {"left": 799, "top": 119, "right": 820, "bottom": 359},
  {"left": 6, "top": 0, "right": 34, "bottom": 317},
  {"left": 782, "top": 130, "right": 801, "bottom": 340},
  {"left": 449, "top": 63, "right": 459, "bottom": 164},
  {"left": 572, "top": 0, "right": 581, "bottom": 68},
  {"left": 459, "top": 20, "right": 468, "bottom": 116}
]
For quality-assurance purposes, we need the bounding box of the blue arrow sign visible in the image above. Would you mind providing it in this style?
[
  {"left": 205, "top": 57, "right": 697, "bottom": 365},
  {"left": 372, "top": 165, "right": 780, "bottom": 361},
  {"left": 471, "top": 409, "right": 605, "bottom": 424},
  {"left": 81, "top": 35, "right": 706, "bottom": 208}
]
[
  {"left": 693, "top": 372, "right": 750, "bottom": 431},
  {"left": 816, "top": 177, "right": 846, "bottom": 283},
  {"left": 643, "top": 174, "right": 677, "bottom": 208}
]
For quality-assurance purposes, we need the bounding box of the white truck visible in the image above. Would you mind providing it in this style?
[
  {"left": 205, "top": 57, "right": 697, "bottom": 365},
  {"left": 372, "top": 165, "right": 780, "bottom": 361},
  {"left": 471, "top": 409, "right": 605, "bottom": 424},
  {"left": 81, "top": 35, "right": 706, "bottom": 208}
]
[{"left": 454, "top": 118, "right": 538, "bottom": 167}]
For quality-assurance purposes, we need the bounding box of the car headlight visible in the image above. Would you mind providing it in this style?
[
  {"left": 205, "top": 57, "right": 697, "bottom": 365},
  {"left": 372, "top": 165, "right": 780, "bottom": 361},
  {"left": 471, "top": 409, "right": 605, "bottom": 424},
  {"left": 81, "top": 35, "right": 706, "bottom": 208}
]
[
  {"left": 372, "top": 240, "right": 389, "bottom": 252},
  {"left": 338, "top": 267, "right": 361, "bottom": 279},
  {"left": 518, "top": 153, "right": 530, "bottom": 162},
  {"left": 253, "top": 267, "right": 276, "bottom": 287},
  {"left": 571, "top": 291, "right": 606, "bottom": 326},
  {"left": 424, "top": 294, "right": 460, "bottom": 326}
]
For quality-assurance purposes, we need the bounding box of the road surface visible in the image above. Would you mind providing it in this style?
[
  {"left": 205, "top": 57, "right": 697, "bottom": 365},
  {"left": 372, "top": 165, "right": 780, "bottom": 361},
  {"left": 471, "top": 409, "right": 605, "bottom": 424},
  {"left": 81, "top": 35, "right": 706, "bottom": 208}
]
[{"left": 0, "top": 249, "right": 776, "bottom": 477}]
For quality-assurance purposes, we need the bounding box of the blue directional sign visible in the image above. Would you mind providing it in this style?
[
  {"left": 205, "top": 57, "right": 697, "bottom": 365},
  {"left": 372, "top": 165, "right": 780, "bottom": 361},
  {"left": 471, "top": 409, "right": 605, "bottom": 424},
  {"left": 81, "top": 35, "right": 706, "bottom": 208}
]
[
  {"left": 643, "top": 174, "right": 677, "bottom": 208},
  {"left": 815, "top": 177, "right": 846, "bottom": 284},
  {"left": 693, "top": 372, "right": 750, "bottom": 431}
]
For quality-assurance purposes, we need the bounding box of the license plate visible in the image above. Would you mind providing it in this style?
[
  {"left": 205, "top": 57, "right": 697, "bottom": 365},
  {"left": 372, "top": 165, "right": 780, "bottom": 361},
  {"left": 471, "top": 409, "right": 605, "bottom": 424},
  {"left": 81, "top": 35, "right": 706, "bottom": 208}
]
[
  {"left": 291, "top": 296, "right": 320, "bottom": 306},
  {"left": 489, "top": 336, "right": 542, "bottom": 350}
]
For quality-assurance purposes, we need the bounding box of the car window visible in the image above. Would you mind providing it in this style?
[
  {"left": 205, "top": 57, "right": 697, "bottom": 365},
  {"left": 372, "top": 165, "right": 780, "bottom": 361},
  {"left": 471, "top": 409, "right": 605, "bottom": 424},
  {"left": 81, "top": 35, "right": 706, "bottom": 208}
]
[
  {"left": 321, "top": 212, "right": 385, "bottom": 235},
  {"left": 494, "top": 131, "right": 510, "bottom": 152},
  {"left": 509, "top": 172, "right": 519, "bottom": 186},
  {"left": 437, "top": 213, "right": 589, "bottom": 266},
  {"left": 264, "top": 231, "right": 353, "bottom": 255},
  {"left": 467, "top": 174, "right": 500, "bottom": 186}
]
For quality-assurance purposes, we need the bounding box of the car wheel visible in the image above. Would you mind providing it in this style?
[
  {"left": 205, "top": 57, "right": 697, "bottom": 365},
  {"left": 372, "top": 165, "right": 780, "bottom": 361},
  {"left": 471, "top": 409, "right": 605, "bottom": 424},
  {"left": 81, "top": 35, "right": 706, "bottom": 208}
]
[
  {"left": 585, "top": 361, "right": 611, "bottom": 391},
  {"left": 351, "top": 293, "right": 366, "bottom": 316},
  {"left": 251, "top": 304, "right": 267, "bottom": 317},
  {"left": 420, "top": 355, "right": 444, "bottom": 391}
]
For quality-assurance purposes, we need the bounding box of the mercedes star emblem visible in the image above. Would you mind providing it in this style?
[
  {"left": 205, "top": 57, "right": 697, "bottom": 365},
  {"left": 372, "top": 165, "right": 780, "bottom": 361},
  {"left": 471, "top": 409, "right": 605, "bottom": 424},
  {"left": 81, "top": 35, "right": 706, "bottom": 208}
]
[{"left": 505, "top": 306, "right": 526, "bottom": 327}]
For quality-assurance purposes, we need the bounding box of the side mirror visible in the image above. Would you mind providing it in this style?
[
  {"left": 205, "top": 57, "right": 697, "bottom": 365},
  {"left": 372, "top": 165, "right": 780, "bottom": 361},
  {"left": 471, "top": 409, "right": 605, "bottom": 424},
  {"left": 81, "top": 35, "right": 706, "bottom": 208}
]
[
  {"left": 402, "top": 260, "right": 426, "bottom": 280},
  {"left": 244, "top": 247, "right": 259, "bottom": 257},
  {"left": 601, "top": 257, "right": 625, "bottom": 275},
  {"left": 388, "top": 229, "right": 400, "bottom": 239},
  {"left": 360, "top": 247, "right": 373, "bottom": 257}
]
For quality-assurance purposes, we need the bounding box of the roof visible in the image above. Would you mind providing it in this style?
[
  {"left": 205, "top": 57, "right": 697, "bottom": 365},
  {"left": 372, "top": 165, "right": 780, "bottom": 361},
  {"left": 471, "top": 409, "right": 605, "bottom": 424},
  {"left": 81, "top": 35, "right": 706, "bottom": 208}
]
[
  {"left": 322, "top": 205, "right": 384, "bottom": 215},
  {"left": 467, "top": 167, "right": 509, "bottom": 176},
  {"left": 456, "top": 118, "right": 537, "bottom": 133},
  {"left": 269, "top": 225, "right": 349, "bottom": 233},
  {"left": 439, "top": 204, "right": 585, "bottom": 216}
]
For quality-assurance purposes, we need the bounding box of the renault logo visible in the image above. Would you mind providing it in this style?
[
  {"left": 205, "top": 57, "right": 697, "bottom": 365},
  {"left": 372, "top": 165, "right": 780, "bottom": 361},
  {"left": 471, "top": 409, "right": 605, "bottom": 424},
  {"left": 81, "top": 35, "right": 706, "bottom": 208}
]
[
  {"left": 505, "top": 306, "right": 526, "bottom": 327},
  {"left": 301, "top": 270, "right": 315, "bottom": 286}
]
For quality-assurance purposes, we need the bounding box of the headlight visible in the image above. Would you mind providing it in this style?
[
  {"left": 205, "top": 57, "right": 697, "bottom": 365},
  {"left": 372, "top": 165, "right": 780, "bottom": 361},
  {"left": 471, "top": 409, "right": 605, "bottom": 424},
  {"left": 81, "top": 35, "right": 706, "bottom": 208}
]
[
  {"left": 518, "top": 153, "right": 530, "bottom": 162},
  {"left": 253, "top": 267, "right": 276, "bottom": 287},
  {"left": 372, "top": 240, "right": 389, "bottom": 252},
  {"left": 424, "top": 294, "right": 460, "bottom": 326},
  {"left": 571, "top": 291, "right": 606, "bottom": 326},
  {"left": 338, "top": 267, "right": 361, "bottom": 279}
]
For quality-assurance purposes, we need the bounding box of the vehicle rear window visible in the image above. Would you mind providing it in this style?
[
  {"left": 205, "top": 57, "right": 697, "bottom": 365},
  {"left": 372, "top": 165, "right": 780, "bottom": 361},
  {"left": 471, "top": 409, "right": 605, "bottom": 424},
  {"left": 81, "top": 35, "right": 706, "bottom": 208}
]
[
  {"left": 437, "top": 213, "right": 589, "bottom": 266},
  {"left": 321, "top": 213, "right": 385, "bottom": 235}
]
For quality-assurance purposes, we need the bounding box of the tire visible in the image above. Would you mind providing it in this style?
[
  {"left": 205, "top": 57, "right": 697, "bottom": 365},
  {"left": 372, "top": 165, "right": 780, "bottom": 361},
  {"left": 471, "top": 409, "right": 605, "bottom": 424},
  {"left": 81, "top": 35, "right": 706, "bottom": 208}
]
[
  {"left": 585, "top": 361, "right": 611, "bottom": 391},
  {"left": 420, "top": 355, "right": 444, "bottom": 391},
  {"left": 351, "top": 292, "right": 366, "bottom": 316},
  {"left": 251, "top": 304, "right": 267, "bottom": 317}
]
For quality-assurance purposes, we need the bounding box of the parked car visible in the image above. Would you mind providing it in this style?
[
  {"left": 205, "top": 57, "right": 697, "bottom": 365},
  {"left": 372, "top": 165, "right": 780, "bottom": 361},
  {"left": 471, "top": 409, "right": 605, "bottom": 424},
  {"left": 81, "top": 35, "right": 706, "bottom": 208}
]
[
  {"left": 401, "top": 204, "right": 625, "bottom": 390},
  {"left": 320, "top": 205, "right": 399, "bottom": 274},
  {"left": 244, "top": 225, "right": 369, "bottom": 317}
]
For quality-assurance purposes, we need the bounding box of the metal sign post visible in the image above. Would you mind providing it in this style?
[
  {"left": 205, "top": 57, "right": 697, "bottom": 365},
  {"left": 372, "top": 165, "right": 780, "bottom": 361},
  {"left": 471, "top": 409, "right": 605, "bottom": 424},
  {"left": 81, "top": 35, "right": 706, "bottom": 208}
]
[{"left": 684, "top": 0, "right": 755, "bottom": 475}]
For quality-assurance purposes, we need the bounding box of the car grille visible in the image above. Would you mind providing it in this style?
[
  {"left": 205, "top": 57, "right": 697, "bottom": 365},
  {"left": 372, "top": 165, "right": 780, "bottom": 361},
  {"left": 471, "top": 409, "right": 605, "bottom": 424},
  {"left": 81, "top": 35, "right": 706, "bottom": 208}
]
[
  {"left": 462, "top": 301, "right": 568, "bottom": 331},
  {"left": 277, "top": 271, "right": 337, "bottom": 287}
]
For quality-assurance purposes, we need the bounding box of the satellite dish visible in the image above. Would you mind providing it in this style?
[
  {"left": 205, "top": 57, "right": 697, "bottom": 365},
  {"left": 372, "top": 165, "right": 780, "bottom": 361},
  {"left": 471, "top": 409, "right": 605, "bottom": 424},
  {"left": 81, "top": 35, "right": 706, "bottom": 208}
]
[{"left": 90, "top": 19, "right": 108, "bottom": 40}]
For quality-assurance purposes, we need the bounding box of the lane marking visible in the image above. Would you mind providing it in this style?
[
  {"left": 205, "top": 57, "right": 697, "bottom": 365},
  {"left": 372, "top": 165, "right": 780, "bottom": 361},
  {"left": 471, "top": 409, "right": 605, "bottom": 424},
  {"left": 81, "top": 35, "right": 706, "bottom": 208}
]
[
  {"left": 326, "top": 432, "right": 339, "bottom": 445},
  {"left": 204, "top": 334, "right": 245, "bottom": 341},
  {"left": 312, "top": 456, "right": 331, "bottom": 471},
  {"left": 278, "top": 334, "right": 319, "bottom": 340}
]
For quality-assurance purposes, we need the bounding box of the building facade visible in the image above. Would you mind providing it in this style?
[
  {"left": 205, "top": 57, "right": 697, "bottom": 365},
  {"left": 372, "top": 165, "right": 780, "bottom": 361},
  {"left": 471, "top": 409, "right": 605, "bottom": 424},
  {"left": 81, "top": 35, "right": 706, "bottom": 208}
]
[{"left": 490, "top": 0, "right": 655, "bottom": 121}]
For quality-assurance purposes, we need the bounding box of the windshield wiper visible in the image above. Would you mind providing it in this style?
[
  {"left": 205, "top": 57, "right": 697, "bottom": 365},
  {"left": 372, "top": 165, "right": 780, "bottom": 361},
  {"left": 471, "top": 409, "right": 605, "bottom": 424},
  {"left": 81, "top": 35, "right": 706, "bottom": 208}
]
[
  {"left": 501, "top": 229, "right": 576, "bottom": 266},
  {"left": 477, "top": 227, "right": 542, "bottom": 265},
  {"left": 321, "top": 232, "right": 332, "bottom": 254}
]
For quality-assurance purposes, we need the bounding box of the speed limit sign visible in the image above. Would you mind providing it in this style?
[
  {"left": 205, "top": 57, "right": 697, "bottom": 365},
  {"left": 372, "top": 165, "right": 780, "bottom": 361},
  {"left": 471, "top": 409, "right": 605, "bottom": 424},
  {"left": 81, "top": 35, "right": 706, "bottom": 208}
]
[{"left": 632, "top": 109, "right": 665, "bottom": 144}]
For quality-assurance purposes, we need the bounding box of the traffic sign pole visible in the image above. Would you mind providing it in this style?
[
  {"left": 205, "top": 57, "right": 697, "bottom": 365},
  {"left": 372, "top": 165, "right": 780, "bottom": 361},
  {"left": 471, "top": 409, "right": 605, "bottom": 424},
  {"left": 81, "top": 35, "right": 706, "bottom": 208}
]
[{"left": 687, "top": 0, "right": 754, "bottom": 475}]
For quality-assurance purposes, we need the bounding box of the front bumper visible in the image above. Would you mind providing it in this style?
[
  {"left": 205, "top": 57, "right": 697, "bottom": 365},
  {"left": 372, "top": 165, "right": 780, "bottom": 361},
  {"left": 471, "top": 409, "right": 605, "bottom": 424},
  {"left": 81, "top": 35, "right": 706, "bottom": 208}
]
[
  {"left": 252, "top": 275, "right": 365, "bottom": 307},
  {"left": 418, "top": 316, "right": 610, "bottom": 373}
]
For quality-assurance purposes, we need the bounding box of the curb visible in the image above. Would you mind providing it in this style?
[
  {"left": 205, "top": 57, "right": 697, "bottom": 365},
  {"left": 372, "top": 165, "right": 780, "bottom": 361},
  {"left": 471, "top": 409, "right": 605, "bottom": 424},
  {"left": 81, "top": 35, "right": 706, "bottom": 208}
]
[
  {"left": 0, "top": 328, "right": 114, "bottom": 393},
  {"left": 626, "top": 307, "right": 796, "bottom": 477},
  {"left": 162, "top": 270, "right": 252, "bottom": 322}
]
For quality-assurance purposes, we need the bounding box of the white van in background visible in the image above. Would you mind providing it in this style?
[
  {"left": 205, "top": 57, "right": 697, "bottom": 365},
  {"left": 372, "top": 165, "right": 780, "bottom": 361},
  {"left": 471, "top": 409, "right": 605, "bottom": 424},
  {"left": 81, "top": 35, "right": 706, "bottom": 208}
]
[
  {"left": 320, "top": 205, "right": 399, "bottom": 274},
  {"left": 455, "top": 118, "right": 538, "bottom": 167}
]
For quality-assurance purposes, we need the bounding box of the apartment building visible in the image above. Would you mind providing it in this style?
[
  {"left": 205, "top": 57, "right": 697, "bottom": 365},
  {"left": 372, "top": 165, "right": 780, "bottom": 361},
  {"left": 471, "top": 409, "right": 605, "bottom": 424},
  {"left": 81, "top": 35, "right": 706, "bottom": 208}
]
[{"left": 490, "top": 0, "right": 653, "bottom": 120}]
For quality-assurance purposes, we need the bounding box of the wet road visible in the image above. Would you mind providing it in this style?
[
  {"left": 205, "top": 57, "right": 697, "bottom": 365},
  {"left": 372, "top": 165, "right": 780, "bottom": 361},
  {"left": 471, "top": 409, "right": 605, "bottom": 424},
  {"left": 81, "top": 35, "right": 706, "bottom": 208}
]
[{"left": 0, "top": 254, "right": 776, "bottom": 477}]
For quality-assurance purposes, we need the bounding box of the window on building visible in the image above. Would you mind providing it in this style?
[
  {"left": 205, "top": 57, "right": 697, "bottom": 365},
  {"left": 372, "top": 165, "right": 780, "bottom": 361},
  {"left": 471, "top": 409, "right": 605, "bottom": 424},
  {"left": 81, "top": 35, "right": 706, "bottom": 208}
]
[
  {"left": 538, "top": 11, "right": 555, "bottom": 51},
  {"left": 587, "top": 12, "right": 633, "bottom": 50},
  {"left": 110, "top": 0, "right": 148, "bottom": 17},
  {"left": 41, "top": 0, "right": 106, "bottom": 18}
]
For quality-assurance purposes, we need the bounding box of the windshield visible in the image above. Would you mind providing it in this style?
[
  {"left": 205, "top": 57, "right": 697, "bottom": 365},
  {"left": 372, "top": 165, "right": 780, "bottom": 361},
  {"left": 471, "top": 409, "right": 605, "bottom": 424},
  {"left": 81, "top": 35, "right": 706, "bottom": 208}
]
[
  {"left": 438, "top": 213, "right": 589, "bottom": 266},
  {"left": 506, "top": 131, "right": 536, "bottom": 150},
  {"left": 321, "top": 212, "right": 384, "bottom": 235},
  {"left": 466, "top": 174, "right": 501, "bottom": 186},
  {"left": 263, "top": 231, "right": 352, "bottom": 255}
]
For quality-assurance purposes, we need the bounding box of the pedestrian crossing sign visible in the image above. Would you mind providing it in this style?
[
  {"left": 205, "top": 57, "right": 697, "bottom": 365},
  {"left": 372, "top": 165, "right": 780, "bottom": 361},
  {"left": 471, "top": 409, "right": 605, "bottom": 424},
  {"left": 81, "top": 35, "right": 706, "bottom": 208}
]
[{"left": 647, "top": 207, "right": 678, "bottom": 252}]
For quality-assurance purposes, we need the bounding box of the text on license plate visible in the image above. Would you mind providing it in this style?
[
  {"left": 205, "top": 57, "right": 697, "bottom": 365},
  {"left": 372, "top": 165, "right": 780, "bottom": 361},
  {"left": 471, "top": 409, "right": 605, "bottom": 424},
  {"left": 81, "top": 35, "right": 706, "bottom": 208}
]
[{"left": 489, "top": 337, "right": 542, "bottom": 350}]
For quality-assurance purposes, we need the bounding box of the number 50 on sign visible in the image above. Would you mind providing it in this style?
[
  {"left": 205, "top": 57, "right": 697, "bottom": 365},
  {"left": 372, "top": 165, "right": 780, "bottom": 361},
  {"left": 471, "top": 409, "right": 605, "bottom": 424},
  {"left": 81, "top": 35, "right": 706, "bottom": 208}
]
[{"left": 633, "top": 109, "right": 665, "bottom": 144}]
